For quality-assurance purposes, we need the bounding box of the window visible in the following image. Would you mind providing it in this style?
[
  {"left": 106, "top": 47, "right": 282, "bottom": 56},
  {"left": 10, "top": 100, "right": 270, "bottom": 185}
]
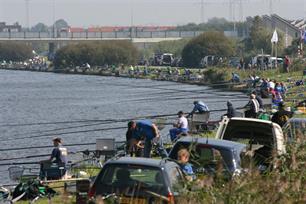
[{"left": 96, "top": 164, "right": 166, "bottom": 196}]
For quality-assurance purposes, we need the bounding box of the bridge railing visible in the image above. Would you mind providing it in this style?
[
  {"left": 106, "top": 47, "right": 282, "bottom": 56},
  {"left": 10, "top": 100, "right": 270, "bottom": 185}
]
[{"left": 0, "top": 31, "right": 204, "bottom": 39}]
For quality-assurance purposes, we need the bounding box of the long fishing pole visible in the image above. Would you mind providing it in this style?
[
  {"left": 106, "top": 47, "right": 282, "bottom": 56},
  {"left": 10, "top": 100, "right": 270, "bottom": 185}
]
[
  {"left": 0, "top": 161, "right": 40, "bottom": 166},
  {"left": 0, "top": 112, "right": 179, "bottom": 128},
  {"left": 4, "top": 108, "right": 232, "bottom": 142},
  {"left": 10, "top": 120, "right": 119, "bottom": 138},
  {"left": 0, "top": 141, "right": 126, "bottom": 152},
  {"left": 5, "top": 126, "right": 127, "bottom": 141},
  {"left": 0, "top": 154, "right": 50, "bottom": 162}
]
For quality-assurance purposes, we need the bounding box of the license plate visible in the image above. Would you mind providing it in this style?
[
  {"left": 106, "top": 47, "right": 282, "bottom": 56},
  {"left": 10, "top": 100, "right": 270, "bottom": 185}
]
[{"left": 120, "top": 196, "right": 146, "bottom": 204}]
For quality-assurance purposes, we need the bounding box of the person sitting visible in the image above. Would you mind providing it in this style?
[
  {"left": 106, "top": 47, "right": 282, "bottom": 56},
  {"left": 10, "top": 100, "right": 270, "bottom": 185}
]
[
  {"left": 272, "top": 92, "right": 283, "bottom": 107},
  {"left": 188, "top": 101, "right": 210, "bottom": 117},
  {"left": 113, "top": 169, "right": 136, "bottom": 193},
  {"left": 177, "top": 149, "right": 195, "bottom": 181},
  {"left": 271, "top": 102, "right": 293, "bottom": 127},
  {"left": 40, "top": 137, "right": 68, "bottom": 180},
  {"left": 169, "top": 111, "right": 189, "bottom": 142},
  {"left": 244, "top": 94, "right": 260, "bottom": 118},
  {"left": 231, "top": 73, "right": 240, "bottom": 83},
  {"left": 252, "top": 91, "right": 264, "bottom": 111}
]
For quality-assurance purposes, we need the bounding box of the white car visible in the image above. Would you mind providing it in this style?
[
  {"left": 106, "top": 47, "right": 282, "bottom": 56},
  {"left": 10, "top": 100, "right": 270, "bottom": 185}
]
[{"left": 216, "top": 117, "right": 286, "bottom": 168}]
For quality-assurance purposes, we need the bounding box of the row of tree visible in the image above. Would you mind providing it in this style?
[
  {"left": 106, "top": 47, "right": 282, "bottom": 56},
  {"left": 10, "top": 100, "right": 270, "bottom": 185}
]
[
  {"left": 0, "top": 42, "right": 33, "bottom": 61},
  {"left": 53, "top": 41, "right": 139, "bottom": 68}
]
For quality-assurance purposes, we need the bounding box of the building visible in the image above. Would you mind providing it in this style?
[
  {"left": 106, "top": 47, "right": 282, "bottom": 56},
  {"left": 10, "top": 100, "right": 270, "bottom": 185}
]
[{"left": 0, "top": 22, "right": 22, "bottom": 32}]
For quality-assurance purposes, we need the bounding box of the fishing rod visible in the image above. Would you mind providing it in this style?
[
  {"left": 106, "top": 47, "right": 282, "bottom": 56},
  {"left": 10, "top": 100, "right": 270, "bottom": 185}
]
[
  {"left": 107, "top": 82, "right": 247, "bottom": 98},
  {"left": 0, "top": 154, "right": 50, "bottom": 162},
  {"left": 125, "top": 95, "right": 248, "bottom": 103},
  {"left": 5, "top": 126, "right": 127, "bottom": 142},
  {"left": 0, "top": 148, "right": 100, "bottom": 162},
  {"left": 0, "top": 140, "right": 126, "bottom": 152},
  {"left": 3, "top": 107, "right": 231, "bottom": 142},
  {"left": 0, "top": 161, "right": 40, "bottom": 166},
  {"left": 10, "top": 121, "right": 119, "bottom": 138},
  {"left": 0, "top": 112, "right": 179, "bottom": 128}
]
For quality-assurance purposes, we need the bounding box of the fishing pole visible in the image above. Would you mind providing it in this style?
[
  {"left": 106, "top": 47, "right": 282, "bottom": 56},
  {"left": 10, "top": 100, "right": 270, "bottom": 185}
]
[
  {"left": 0, "top": 154, "right": 50, "bottom": 162},
  {"left": 5, "top": 126, "right": 127, "bottom": 141},
  {"left": 4, "top": 106, "right": 236, "bottom": 142},
  {"left": 0, "top": 140, "right": 126, "bottom": 152},
  {"left": 0, "top": 161, "right": 40, "bottom": 166},
  {"left": 0, "top": 112, "right": 179, "bottom": 128},
  {"left": 10, "top": 121, "right": 119, "bottom": 138}
]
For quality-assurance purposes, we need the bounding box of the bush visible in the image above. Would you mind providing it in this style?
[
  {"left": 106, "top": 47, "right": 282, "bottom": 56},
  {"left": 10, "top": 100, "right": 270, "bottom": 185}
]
[
  {"left": 181, "top": 31, "right": 235, "bottom": 67},
  {"left": 53, "top": 41, "right": 139, "bottom": 69},
  {"left": 179, "top": 141, "right": 306, "bottom": 204},
  {"left": 0, "top": 42, "right": 33, "bottom": 61}
]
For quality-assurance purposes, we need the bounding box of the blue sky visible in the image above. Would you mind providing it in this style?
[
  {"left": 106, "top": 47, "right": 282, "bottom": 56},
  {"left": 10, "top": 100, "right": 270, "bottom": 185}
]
[{"left": 0, "top": 0, "right": 305, "bottom": 27}]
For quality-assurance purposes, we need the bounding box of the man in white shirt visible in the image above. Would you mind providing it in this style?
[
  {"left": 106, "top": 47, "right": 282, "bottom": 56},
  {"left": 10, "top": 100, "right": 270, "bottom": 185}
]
[{"left": 169, "top": 111, "right": 189, "bottom": 142}]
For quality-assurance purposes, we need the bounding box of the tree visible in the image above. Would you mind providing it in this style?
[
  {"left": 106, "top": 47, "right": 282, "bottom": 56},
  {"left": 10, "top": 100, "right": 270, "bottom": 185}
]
[
  {"left": 53, "top": 19, "right": 69, "bottom": 29},
  {"left": 31, "top": 23, "right": 49, "bottom": 32},
  {"left": 244, "top": 16, "right": 285, "bottom": 55},
  {"left": 53, "top": 41, "right": 139, "bottom": 69},
  {"left": 181, "top": 31, "right": 235, "bottom": 67},
  {"left": 0, "top": 42, "right": 33, "bottom": 61}
]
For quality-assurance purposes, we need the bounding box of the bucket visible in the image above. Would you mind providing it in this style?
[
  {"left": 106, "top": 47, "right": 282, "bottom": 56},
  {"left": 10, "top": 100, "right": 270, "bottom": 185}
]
[{"left": 259, "top": 113, "right": 270, "bottom": 121}]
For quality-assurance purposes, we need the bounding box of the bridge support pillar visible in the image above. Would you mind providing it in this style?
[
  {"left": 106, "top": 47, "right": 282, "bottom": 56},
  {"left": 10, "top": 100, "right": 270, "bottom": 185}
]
[{"left": 48, "top": 42, "right": 56, "bottom": 60}]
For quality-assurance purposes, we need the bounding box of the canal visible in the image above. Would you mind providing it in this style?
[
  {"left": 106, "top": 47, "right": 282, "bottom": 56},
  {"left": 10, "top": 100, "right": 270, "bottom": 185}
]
[{"left": 0, "top": 70, "right": 248, "bottom": 184}]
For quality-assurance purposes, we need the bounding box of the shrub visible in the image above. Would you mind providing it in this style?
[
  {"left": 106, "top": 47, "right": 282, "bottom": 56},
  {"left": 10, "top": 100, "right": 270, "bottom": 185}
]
[
  {"left": 0, "top": 42, "right": 33, "bottom": 61},
  {"left": 182, "top": 32, "right": 235, "bottom": 67},
  {"left": 53, "top": 41, "right": 139, "bottom": 69}
]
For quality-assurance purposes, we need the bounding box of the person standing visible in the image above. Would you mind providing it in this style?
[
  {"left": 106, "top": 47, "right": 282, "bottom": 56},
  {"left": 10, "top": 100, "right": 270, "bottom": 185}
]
[
  {"left": 169, "top": 111, "right": 189, "bottom": 142},
  {"left": 284, "top": 56, "right": 290, "bottom": 73},
  {"left": 127, "top": 120, "right": 161, "bottom": 158}
]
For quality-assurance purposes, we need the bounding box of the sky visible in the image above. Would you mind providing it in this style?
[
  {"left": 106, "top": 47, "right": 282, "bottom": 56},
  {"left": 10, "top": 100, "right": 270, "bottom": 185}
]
[{"left": 0, "top": 0, "right": 305, "bottom": 27}]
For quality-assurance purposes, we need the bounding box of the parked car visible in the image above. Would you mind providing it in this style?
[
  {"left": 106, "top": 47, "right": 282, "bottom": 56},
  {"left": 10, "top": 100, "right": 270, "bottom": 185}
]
[
  {"left": 228, "top": 57, "right": 240, "bottom": 68},
  {"left": 215, "top": 117, "right": 286, "bottom": 168},
  {"left": 168, "top": 136, "right": 246, "bottom": 176},
  {"left": 161, "top": 53, "right": 174, "bottom": 66},
  {"left": 282, "top": 118, "right": 306, "bottom": 144},
  {"left": 89, "top": 157, "right": 186, "bottom": 203}
]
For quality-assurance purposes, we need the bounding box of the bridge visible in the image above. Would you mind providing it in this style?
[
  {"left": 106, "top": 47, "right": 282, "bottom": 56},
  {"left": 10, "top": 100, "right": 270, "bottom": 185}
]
[{"left": 0, "top": 30, "right": 205, "bottom": 43}]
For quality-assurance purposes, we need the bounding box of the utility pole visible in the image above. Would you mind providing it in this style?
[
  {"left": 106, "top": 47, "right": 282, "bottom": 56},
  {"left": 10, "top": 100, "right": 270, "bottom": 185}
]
[
  {"left": 201, "top": 0, "right": 204, "bottom": 23},
  {"left": 229, "top": 0, "right": 233, "bottom": 22},
  {"left": 130, "top": 0, "right": 134, "bottom": 39},
  {"left": 238, "top": 0, "right": 243, "bottom": 22},
  {"left": 52, "top": 0, "right": 55, "bottom": 38},
  {"left": 25, "top": 0, "right": 30, "bottom": 30},
  {"left": 269, "top": 0, "right": 273, "bottom": 15}
]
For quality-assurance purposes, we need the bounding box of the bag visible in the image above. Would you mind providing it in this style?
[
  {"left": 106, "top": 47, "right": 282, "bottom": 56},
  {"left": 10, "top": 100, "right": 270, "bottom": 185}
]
[{"left": 12, "top": 179, "right": 56, "bottom": 201}]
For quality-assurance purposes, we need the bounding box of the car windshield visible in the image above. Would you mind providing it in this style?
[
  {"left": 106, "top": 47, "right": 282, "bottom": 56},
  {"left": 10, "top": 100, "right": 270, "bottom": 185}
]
[{"left": 95, "top": 164, "right": 168, "bottom": 196}]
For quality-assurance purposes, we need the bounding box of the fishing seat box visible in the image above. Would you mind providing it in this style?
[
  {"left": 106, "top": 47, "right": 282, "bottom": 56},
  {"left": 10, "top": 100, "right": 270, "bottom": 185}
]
[
  {"left": 190, "top": 112, "right": 210, "bottom": 132},
  {"left": 96, "top": 138, "right": 115, "bottom": 158},
  {"left": 42, "top": 162, "right": 66, "bottom": 180}
]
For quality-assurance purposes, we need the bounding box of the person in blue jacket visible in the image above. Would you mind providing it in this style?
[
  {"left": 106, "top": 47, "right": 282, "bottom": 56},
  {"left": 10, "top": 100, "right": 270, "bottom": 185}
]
[
  {"left": 128, "top": 120, "right": 164, "bottom": 158},
  {"left": 188, "top": 101, "right": 210, "bottom": 117}
]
